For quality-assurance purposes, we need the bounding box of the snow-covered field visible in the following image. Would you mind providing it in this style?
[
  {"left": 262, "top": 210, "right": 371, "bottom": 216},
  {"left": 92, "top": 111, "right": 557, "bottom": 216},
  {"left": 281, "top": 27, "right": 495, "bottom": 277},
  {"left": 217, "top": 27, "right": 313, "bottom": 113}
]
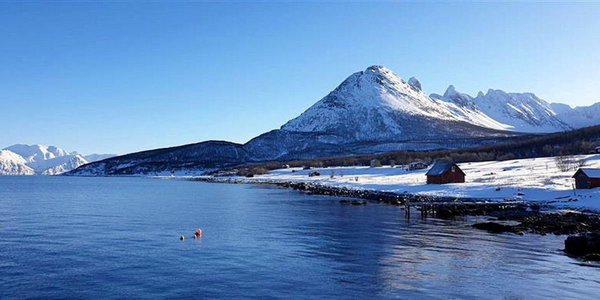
[{"left": 244, "top": 155, "right": 600, "bottom": 212}]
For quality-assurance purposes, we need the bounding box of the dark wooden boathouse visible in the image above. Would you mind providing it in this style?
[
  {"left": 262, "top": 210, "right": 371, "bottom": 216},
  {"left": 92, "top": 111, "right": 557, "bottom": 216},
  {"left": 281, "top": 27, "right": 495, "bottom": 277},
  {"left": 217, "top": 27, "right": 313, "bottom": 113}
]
[
  {"left": 572, "top": 168, "right": 600, "bottom": 189},
  {"left": 426, "top": 162, "right": 465, "bottom": 184}
]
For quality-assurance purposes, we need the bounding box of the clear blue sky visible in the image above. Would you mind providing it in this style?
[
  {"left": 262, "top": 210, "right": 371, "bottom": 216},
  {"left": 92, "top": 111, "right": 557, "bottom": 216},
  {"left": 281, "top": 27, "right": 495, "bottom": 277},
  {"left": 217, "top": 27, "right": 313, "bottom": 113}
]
[{"left": 1, "top": 1, "right": 599, "bottom": 154}]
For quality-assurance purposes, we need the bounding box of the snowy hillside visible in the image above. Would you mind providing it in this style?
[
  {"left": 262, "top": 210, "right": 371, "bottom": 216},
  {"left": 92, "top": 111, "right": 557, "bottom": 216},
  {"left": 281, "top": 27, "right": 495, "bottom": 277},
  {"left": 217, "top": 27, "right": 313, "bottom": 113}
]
[
  {"left": 243, "top": 154, "right": 600, "bottom": 212},
  {"left": 473, "top": 89, "right": 571, "bottom": 133},
  {"left": 0, "top": 150, "right": 35, "bottom": 175},
  {"left": 431, "top": 85, "right": 512, "bottom": 131},
  {"left": 551, "top": 102, "right": 600, "bottom": 129},
  {"left": 27, "top": 154, "right": 89, "bottom": 175},
  {"left": 433, "top": 85, "right": 599, "bottom": 133},
  {"left": 0, "top": 144, "right": 114, "bottom": 175},
  {"left": 432, "top": 86, "right": 572, "bottom": 133}
]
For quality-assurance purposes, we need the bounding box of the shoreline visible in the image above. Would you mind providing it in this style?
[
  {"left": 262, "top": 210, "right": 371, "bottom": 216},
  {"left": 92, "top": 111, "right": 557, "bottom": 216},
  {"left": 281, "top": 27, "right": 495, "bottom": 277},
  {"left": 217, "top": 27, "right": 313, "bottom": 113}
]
[
  {"left": 193, "top": 175, "right": 514, "bottom": 204},
  {"left": 191, "top": 176, "right": 600, "bottom": 237}
]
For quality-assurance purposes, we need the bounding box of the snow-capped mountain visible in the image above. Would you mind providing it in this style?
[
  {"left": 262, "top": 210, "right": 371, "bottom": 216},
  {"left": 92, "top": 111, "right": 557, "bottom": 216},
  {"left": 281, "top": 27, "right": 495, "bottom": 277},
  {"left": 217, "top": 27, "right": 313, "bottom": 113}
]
[
  {"left": 432, "top": 86, "right": 572, "bottom": 133},
  {"left": 551, "top": 102, "right": 600, "bottom": 129},
  {"left": 5, "top": 144, "right": 71, "bottom": 163},
  {"left": 27, "top": 154, "right": 89, "bottom": 175},
  {"left": 432, "top": 86, "right": 599, "bottom": 132},
  {"left": 0, "top": 144, "right": 116, "bottom": 175},
  {"left": 0, "top": 150, "right": 35, "bottom": 175},
  {"left": 282, "top": 66, "right": 512, "bottom": 141},
  {"left": 429, "top": 85, "right": 511, "bottom": 131},
  {"left": 473, "top": 89, "right": 571, "bottom": 133}
]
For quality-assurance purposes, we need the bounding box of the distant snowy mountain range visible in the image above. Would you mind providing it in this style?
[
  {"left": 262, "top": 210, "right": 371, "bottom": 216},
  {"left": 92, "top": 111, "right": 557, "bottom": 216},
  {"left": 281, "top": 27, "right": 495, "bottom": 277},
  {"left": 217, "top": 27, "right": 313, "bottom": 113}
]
[
  {"left": 431, "top": 85, "right": 585, "bottom": 133},
  {"left": 0, "top": 144, "right": 115, "bottom": 175},
  {"left": 65, "top": 65, "right": 600, "bottom": 176}
]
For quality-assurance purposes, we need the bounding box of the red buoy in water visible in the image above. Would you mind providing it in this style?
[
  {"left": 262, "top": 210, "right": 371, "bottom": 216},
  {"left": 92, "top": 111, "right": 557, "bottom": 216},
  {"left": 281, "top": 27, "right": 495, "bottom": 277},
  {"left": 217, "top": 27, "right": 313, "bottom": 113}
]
[{"left": 194, "top": 228, "right": 203, "bottom": 238}]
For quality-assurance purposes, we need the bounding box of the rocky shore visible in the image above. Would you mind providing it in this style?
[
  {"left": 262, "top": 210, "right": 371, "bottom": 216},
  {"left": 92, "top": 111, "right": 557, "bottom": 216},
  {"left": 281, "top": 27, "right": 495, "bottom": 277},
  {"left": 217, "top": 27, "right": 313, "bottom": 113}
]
[
  {"left": 193, "top": 176, "right": 600, "bottom": 260},
  {"left": 194, "top": 176, "right": 483, "bottom": 204}
]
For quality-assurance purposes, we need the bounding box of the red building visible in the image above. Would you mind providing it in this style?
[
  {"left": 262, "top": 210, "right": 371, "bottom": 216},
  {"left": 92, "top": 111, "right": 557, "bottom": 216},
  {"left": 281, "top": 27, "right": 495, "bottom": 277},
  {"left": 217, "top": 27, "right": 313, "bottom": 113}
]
[
  {"left": 426, "top": 162, "right": 465, "bottom": 184},
  {"left": 572, "top": 168, "right": 600, "bottom": 189}
]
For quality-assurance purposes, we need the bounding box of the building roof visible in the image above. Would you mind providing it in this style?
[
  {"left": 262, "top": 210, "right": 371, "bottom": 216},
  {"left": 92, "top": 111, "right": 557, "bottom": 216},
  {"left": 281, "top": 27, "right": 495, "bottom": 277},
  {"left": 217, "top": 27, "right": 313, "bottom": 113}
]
[
  {"left": 426, "top": 162, "right": 463, "bottom": 176},
  {"left": 573, "top": 168, "right": 600, "bottom": 179}
]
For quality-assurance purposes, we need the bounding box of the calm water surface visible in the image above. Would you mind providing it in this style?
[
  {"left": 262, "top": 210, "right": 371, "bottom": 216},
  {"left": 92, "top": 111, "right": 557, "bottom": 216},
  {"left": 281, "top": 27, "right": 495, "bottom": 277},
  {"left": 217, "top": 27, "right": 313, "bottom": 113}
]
[{"left": 0, "top": 176, "right": 598, "bottom": 299}]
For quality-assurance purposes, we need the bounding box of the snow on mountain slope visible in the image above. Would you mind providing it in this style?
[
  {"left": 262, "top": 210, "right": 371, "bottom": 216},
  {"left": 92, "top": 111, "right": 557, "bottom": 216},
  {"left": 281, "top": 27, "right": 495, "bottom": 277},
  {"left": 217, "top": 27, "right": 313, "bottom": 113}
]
[
  {"left": 551, "top": 102, "right": 600, "bottom": 129},
  {"left": 473, "top": 89, "right": 571, "bottom": 133},
  {"left": 0, "top": 150, "right": 35, "bottom": 175},
  {"left": 281, "top": 66, "right": 513, "bottom": 141},
  {"left": 431, "top": 85, "right": 575, "bottom": 133},
  {"left": 282, "top": 66, "right": 454, "bottom": 132},
  {"left": 5, "top": 144, "right": 71, "bottom": 163},
  {"left": 28, "top": 154, "right": 89, "bottom": 175},
  {"left": 1, "top": 144, "right": 92, "bottom": 175},
  {"left": 431, "top": 86, "right": 513, "bottom": 131}
]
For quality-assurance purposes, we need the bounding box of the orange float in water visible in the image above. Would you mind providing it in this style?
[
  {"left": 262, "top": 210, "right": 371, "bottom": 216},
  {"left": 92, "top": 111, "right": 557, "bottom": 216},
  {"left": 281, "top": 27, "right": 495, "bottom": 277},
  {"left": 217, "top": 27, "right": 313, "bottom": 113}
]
[{"left": 194, "top": 228, "right": 203, "bottom": 238}]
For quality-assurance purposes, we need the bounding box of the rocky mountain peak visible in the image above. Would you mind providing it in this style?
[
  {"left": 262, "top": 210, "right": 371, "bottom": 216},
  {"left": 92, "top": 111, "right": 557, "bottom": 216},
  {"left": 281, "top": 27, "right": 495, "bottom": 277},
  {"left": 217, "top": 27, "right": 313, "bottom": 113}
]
[
  {"left": 443, "top": 85, "right": 458, "bottom": 98},
  {"left": 365, "top": 65, "right": 391, "bottom": 73},
  {"left": 408, "top": 77, "right": 422, "bottom": 91}
]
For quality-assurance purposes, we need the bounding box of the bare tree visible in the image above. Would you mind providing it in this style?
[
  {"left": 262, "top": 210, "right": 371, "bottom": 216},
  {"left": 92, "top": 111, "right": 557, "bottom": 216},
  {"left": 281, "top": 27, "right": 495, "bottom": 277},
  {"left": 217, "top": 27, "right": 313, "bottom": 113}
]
[
  {"left": 554, "top": 155, "right": 573, "bottom": 172},
  {"left": 576, "top": 158, "right": 587, "bottom": 168}
]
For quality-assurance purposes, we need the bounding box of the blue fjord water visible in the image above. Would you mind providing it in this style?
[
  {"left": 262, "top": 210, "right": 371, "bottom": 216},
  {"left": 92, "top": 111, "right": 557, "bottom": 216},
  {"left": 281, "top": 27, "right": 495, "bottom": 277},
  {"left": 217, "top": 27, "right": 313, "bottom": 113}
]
[{"left": 0, "top": 176, "right": 598, "bottom": 299}]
